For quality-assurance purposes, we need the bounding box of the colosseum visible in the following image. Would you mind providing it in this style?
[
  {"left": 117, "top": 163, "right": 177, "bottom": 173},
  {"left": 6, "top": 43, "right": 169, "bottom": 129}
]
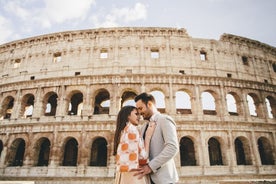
[{"left": 0, "top": 27, "right": 275, "bottom": 184}]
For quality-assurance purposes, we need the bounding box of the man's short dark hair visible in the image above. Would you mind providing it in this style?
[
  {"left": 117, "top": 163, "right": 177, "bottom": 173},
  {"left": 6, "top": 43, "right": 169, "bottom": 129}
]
[{"left": 134, "top": 92, "right": 156, "bottom": 105}]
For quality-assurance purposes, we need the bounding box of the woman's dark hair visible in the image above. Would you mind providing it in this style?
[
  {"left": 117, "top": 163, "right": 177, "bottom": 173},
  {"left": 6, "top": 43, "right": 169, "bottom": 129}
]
[
  {"left": 113, "top": 105, "right": 137, "bottom": 155},
  {"left": 134, "top": 92, "right": 156, "bottom": 105}
]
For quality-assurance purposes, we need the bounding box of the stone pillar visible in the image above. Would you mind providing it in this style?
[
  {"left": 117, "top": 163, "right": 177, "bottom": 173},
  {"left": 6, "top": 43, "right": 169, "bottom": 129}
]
[
  {"left": 219, "top": 84, "right": 228, "bottom": 120},
  {"left": 55, "top": 85, "right": 66, "bottom": 117},
  {"left": 110, "top": 85, "right": 120, "bottom": 116},
  {"left": 227, "top": 130, "right": 236, "bottom": 174},
  {"left": 194, "top": 84, "right": 202, "bottom": 121},
  {"left": 81, "top": 84, "right": 92, "bottom": 117},
  {"left": 78, "top": 130, "right": 89, "bottom": 166},
  {"left": 167, "top": 78, "right": 175, "bottom": 115},
  {"left": 10, "top": 89, "right": 22, "bottom": 119},
  {"left": 250, "top": 131, "right": 261, "bottom": 169},
  {"left": 23, "top": 133, "right": 34, "bottom": 167},
  {"left": 32, "top": 87, "right": 43, "bottom": 118},
  {"left": 0, "top": 146, "right": 8, "bottom": 167},
  {"left": 241, "top": 92, "right": 251, "bottom": 122},
  {"left": 165, "top": 95, "right": 171, "bottom": 114},
  {"left": 49, "top": 130, "right": 60, "bottom": 167},
  {"left": 199, "top": 130, "right": 208, "bottom": 175}
]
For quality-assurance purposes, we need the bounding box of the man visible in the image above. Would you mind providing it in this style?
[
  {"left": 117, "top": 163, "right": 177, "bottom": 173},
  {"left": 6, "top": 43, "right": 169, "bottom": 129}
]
[{"left": 134, "top": 92, "right": 179, "bottom": 184}]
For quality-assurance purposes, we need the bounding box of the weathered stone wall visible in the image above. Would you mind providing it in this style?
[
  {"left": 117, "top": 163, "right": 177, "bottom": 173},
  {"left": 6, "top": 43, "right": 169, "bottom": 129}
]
[{"left": 0, "top": 27, "right": 275, "bottom": 183}]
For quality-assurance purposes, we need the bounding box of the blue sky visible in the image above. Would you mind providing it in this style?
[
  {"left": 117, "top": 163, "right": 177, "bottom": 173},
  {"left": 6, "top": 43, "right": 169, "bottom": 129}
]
[{"left": 0, "top": 0, "right": 275, "bottom": 47}]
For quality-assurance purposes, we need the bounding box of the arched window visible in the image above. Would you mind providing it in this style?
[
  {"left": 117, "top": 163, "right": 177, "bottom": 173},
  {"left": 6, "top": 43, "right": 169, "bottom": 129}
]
[
  {"left": 21, "top": 94, "right": 35, "bottom": 118},
  {"left": 8, "top": 138, "right": 25, "bottom": 166},
  {"left": 121, "top": 91, "right": 137, "bottom": 107},
  {"left": 37, "top": 138, "right": 51, "bottom": 166},
  {"left": 62, "top": 138, "right": 78, "bottom": 166},
  {"left": 235, "top": 139, "right": 245, "bottom": 165},
  {"left": 150, "top": 90, "right": 165, "bottom": 113},
  {"left": 226, "top": 93, "right": 238, "bottom": 115},
  {"left": 0, "top": 96, "right": 14, "bottom": 119},
  {"left": 175, "top": 91, "right": 192, "bottom": 114},
  {"left": 180, "top": 137, "right": 196, "bottom": 166},
  {"left": 93, "top": 89, "right": 110, "bottom": 115},
  {"left": 68, "top": 92, "right": 83, "bottom": 116},
  {"left": 201, "top": 91, "right": 216, "bottom": 115},
  {"left": 257, "top": 137, "right": 275, "bottom": 165},
  {"left": 265, "top": 96, "right": 276, "bottom": 119},
  {"left": 44, "top": 93, "right": 58, "bottom": 116},
  {"left": 208, "top": 138, "right": 223, "bottom": 165},
  {"left": 247, "top": 94, "right": 257, "bottom": 116},
  {"left": 90, "top": 138, "right": 107, "bottom": 166}
]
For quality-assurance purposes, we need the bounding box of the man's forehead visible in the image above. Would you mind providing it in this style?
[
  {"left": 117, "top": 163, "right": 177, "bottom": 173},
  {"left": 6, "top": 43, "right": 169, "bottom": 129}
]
[{"left": 136, "top": 100, "right": 144, "bottom": 107}]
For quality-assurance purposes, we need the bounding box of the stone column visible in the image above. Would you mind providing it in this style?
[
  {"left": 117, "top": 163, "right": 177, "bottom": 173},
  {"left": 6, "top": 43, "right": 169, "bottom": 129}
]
[
  {"left": 241, "top": 92, "right": 251, "bottom": 122},
  {"left": 49, "top": 129, "right": 60, "bottom": 167},
  {"left": 23, "top": 132, "right": 34, "bottom": 167},
  {"left": 227, "top": 130, "right": 236, "bottom": 174},
  {"left": 199, "top": 130, "right": 208, "bottom": 175},
  {"left": 32, "top": 87, "right": 43, "bottom": 118},
  {"left": 168, "top": 78, "right": 175, "bottom": 115},
  {"left": 55, "top": 85, "right": 67, "bottom": 118},
  {"left": 81, "top": 84, "right": 92, "bottom": 117},
  {"left": 219, "top": 84, "right": 228, "bottom": 121},
  {"left": 10, "top": 89, "right": 22, "bottom": 119},
  {"left": 194, "top": 84, "right": 202, "bottom": 121},
  {"left": 250, "top": 131, "right": 261, "bottom": 171},
  {"left": 0, "top": 146, "right": 8, "bottom": 167},
  {"left": 110, "top": 85, "right": 120, "bottom": 116}
]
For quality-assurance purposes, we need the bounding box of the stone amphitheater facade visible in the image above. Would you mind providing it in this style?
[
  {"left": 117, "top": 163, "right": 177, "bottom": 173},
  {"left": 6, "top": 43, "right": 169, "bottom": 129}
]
[{"left": 0, "top": 27, "right": 275, "bottom": 184}]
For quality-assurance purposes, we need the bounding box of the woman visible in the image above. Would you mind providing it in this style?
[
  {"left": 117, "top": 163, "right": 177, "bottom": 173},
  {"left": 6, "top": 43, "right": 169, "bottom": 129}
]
[{"left": 113, "top": 106, "right": 150, "bottom": 184}]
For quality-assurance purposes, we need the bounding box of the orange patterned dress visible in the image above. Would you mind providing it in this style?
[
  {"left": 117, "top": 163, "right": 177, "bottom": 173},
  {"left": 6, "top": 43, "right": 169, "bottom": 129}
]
[{"left": 115, "top": 123, "right": 149, "bottom": 184}]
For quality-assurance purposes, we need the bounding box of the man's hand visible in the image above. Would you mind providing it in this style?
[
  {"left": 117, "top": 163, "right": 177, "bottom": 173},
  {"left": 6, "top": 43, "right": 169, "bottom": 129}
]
[{"left": 133, "top": 165, "right": 152, "bottom": 179}]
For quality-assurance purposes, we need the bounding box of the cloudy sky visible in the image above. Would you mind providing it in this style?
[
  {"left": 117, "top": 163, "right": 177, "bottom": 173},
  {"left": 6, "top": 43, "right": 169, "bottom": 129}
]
[{"left": 0, "top": 0, "right": 275, "bottom": 47}]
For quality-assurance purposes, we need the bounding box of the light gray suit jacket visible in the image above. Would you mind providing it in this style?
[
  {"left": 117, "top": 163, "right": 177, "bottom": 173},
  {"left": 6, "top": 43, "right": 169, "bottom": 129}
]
[{"left": 142, "top": 112, "right": 179, "bottom": 184}]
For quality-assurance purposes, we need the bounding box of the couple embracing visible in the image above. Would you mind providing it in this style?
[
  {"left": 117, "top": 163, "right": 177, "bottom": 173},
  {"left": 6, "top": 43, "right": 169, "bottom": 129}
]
[{"left": 113, "top": 92, "right": 179, "bottom": 184}]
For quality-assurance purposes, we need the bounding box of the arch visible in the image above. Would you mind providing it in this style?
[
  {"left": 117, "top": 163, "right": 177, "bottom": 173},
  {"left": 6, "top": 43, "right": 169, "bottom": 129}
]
[
  {"left": 62, "top": 138, "right": 78, "bottom": 166},
  {"left": 121, "top": 90, "right": 137, "bottom": 107},
  {"left": 234, "top": 136, "right": 252, "bottom": 165},
  {"left": 247, "top": 93, "right": 261, "bottom": 117},
  {"left": 257, "top": 137, "right": 275, "bottom": 165},
  {"left": 226, "top": 93, "right": 238, "bottom": 115},
  {"left": 43, "top": 92, "right": 58, "bottom": 116},
  {"left": 208, "top": 137, "right": 223, "bottom": 165},
  {"left": 201, "top": 91, "right": 217, "bottom": 115},
  {"left": 93, "top": 89, "right": 110, "bottom": 115},
  {"left": 265, "top": 96, "right": 276, "bottom": 119},
  {"left": 175, "top": 90, "right": 192, "bottom": 114},
  {"left": 150, "top": 90, "right": 166, "bottom": 113},
  {"left": 180, "top": 136, "right": 196, "bottom": 166},
  {"left": 21, "top": 94, "right": 35, "bottom": 118},
  {"left": 0, "top": 96, "right": 14, "bottom": 119},
  {"left": 90, "top": 137, "right": 107, "bottom": 166},
  {"left": 67, "top": 92, "right": 83, "bottom": 116},
  {"left": 34, "top": 137, "right": 51, "bottom": 166},
  {"left": 7, "top": 138, "right": 26, "bottom": 166}
]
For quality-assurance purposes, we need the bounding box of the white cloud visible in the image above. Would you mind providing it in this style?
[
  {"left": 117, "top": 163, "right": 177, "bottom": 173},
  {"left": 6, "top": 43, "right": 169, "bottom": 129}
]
[
  {"left": 0, "top": 16, "right": 13, "bottom": 44},
  {"left": 36, "top": 0, "right": 95, "bottom": 28},
  {"left": 93, "top": 2, "right": 147, "bottom": 28},
  {"left": 112, "top": 2, "right": 147, "bottom": 22},
  {"left": 4, "top": 1, "right": 30, "bottom": 20}
]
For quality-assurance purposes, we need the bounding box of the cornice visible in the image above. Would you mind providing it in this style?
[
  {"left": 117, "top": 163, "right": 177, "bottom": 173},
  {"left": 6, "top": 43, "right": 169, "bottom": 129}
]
[
  {"left": 0, "top": 27, "right": 190, "bottom": 51},
  {"left": 220, "top": 33, "right": 276, "bottom": 55},
  {"left": 0, "top": 74, "right": 275, "bottom": 94}
]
